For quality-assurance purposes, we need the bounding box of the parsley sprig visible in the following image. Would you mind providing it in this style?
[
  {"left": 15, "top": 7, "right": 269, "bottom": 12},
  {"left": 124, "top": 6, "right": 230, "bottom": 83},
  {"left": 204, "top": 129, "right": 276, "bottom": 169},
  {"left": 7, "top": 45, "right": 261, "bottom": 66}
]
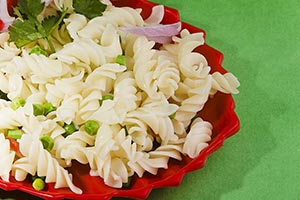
[
  {"left": 8, "top": 0, "right": 107, "bottom": 53},
  {"left": 8, "top": 0, "right": 68, "bottom": 53}
]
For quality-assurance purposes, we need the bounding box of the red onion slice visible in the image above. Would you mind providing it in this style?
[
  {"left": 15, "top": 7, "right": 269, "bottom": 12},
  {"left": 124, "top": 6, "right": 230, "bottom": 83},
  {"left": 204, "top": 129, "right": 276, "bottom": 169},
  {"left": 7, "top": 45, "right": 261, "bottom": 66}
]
[
  {"left": 120, "top": 21, "right": 181, "bottom": 43},
  {"left": 0, "top": 0, "right": 15, "bottom": 32}
]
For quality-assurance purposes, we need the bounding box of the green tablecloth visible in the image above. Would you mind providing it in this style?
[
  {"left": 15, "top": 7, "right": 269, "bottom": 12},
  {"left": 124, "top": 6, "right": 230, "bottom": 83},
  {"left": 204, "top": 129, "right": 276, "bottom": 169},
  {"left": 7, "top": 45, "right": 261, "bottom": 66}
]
[
  {"left": 0, "top": 1, "right": 299, "bottom": 199},
  {"left": 147, "top": 0, "right": 300, "bottom": 199}
]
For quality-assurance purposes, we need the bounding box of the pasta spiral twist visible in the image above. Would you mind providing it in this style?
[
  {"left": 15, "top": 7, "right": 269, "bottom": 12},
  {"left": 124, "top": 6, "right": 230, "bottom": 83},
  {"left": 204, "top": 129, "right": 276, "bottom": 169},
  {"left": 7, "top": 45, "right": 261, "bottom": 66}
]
[
  {"left": 45, "top": 71, "right": 84, "bottom": 106},
  {"left": 210, "top": 72, "right": 240, "bottom": 95},
  {"left": 127, "top": 97, "right": 178, "bottom": 144},
  {"left": 0, "top": 41, "right": 21, "bottom": 68},
  {"left": 183, "top": 118, "right": 212, "bottom": 158},
  {"left": 12, "top": 134, "right": 82, "bottom": 194},
  {"left": 102, "top": 6, "right": 144, "bottom": 27},
  {"left": 153, "top": 55, "right": 180, "bottom": 98},
  {"left": 55, "top": 130, "right": 96, "bottom": 167},
  {"left": 50, "top": 38, "right": 107, "bottom": 68},
  {"left": 174, "top": 76, "right": 212, "bottom": 128},
  {"left": 132, "top": 36, "right": 159, "bottom": 99},
  {"left": 4, "top": 51, "right": 70, "bottom": 84},
  {"left": 0, "top": 134, "right": 15, "bottom": 182}
]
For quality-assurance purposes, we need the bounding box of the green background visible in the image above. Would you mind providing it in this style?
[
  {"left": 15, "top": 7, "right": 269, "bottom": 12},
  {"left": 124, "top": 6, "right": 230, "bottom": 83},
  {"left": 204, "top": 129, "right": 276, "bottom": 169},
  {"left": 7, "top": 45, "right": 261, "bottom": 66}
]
[
  {"left": 1, "top": 0, "right": 299, "bottom": 199},
  {"left": 147, "top": 0, "right": 300, "bottom": 199}
]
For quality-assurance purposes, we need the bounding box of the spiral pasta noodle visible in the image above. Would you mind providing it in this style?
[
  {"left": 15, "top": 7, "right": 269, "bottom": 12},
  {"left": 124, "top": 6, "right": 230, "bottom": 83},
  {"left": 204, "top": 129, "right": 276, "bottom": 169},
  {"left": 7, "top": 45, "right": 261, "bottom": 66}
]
[
  {"left": 0, "top": 40, "right": 21, "bottom": 68},
  {"left": 4, "top": 51, "right": 70, "bottom": 84},
  {"left": 0, "top": 134, "right": 15, "bottom": 182},
  {"left": 183, "top": 118, "right": 213, "bottom": 159},
  {"left": 50, "top": 38, "right": 107, "bottom": 68},
  {"left": 13, "top": 134, "right": 82, "bottom": 194},
  {"left": 55, "top": 130, "right": 96, "bottom": 166},
  {"left": 210, "top": 72, "right": 240, "bottom": 95}
]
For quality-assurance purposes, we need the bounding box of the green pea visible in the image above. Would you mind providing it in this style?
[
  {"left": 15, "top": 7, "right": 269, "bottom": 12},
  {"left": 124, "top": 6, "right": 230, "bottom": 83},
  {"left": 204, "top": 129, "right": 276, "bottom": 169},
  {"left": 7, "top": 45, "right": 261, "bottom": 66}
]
[
  {"left": 32, "top": 178, "right": 45, "bottom": 191},
  {"left": 116, "top": 55, "right": 126, "bottom": 65},
  {"left": 42, "top": 102, "right": 56, "bottom": 115},
  {"left": 99, "top": 95, "right": 114, "bottom": 106},
  {"left": 84, "top": 120, "right": 100, "bottom": 136},
  {"left": 63, "top": 122, "right": 77, "bottom": 137},
  {"left": 10, "top": 97, "right": 26, "bottom": 110},
  {"left": 40, "top": 135, "right": 54, "bottom": 151},
  {"left": 7, "top": 129, "right": 22, "bottom": 140},
  {"left": 33, "top": 104, "right": 44, "bottom": 116}
]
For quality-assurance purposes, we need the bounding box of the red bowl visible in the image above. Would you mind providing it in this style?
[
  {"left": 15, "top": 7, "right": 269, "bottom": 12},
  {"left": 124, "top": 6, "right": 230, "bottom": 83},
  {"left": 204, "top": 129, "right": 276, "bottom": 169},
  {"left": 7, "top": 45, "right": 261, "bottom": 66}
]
[{"left": 0, "top": 0, "right": 240, "bottom": 199}]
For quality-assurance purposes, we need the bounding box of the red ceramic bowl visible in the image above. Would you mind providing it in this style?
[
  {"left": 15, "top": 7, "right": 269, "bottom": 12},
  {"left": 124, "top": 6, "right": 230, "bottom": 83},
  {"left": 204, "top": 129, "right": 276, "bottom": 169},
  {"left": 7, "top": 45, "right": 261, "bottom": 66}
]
[{"left": 0, "top": 0, "right": 240, "bottom": 199}]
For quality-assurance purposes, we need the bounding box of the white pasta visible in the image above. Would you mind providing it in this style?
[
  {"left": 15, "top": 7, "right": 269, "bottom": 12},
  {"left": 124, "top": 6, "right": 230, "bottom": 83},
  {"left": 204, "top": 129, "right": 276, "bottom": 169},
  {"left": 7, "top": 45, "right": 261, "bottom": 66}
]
[
  {"left": 13, "top": 134, "right": 82, "bottom": 194},
  {"left": 50, "top": 24, "right": 72, "bottom": 48},
  {"left": 89, "top": 124, "right": 131, "bottom": 187},
  {"left": 210, "top": 72, "right": 240, "bottom": 95},
  {"left": 0, "top": 134, "right": 15, "bottom": 182},
  {"left": 0, "top": 41, "right": 21, "bottom": 68},
  {"left": 149, "top": 144, "right": 183, "bottom": 161},
  {"left": 52, "top": 0, "right": 73, "bottom": 12},
  {"left": 0, "top": 0, "right": 239, "bottom": 193},
  {"left": 55, "top": 130, "right": 96, "bottom": 166},
  {"left": 174, "top": 76, "right": 212, "bottom": 128},
  {"left": 121, "top": 138, "right": 169, "bottom": 177},
  {"left": 4, "top": 51, "right": 70, "bottom": 84},
  {"left": 65, "top": 14, "right": 88, "bottom": 40},
  {"left": 121, "top": 113, "right": 151, "bottom": 149},
  {"left": 153, "top": 55, "right": 180, "bottom": 98},
  {"left": 55, "top": 94, "right": 82, "bottom": 124},
  {"left": 0, "top": 107, "right": 23, "bottom": 129},
  {"left": 127, "top": 97, "right": 179, "bottom": 144},
  {"left": 102, "top": 6, "right": 144, "bottom": 27},
  {"left": 183, "top": 118, "right": 212, "bottom": 159},
  {"left": 75, "top": 90, "right": 102, "bottom": 124},
  {"left": 0, "top": 32, "right": 9, "bottom": 45},
  {"left": 132, "top": 36, "right": 160, "bottom": 99},
  {"left": 50, "top": 38, "right": 107, "bottom": 68},
  {"left": 45, "top": 70, "right": 84, "bottom": 106}
]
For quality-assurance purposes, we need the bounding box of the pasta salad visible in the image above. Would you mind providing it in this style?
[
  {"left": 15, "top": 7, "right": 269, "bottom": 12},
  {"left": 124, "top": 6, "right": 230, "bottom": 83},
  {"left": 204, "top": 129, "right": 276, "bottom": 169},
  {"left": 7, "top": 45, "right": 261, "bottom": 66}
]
[{"left": 0, "top": 0, "right": 239, "bottom": 194}]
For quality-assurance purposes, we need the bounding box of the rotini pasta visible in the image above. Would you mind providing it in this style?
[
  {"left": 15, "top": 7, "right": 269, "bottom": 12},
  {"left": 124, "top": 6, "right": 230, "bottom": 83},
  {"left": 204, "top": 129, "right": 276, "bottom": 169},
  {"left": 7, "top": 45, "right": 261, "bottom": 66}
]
[
  {"left": 182, "top": 118, "right": 212, "bottom": 159},
  {"left": 210, "top": 72, "right": 240, "bottom": 95},
  {"left": 0, "top": 134, "right": 15, "bottom": 182},
  {"left": 13, "top": 134, "right": 82, "bottom": 194}
]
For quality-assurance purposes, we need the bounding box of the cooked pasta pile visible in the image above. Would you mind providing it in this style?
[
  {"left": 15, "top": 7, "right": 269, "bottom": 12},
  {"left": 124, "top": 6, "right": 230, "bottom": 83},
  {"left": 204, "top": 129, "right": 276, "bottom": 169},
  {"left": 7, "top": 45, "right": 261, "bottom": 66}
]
[{"left": 0, "top": 0, "right": 239, "bottom": 194}]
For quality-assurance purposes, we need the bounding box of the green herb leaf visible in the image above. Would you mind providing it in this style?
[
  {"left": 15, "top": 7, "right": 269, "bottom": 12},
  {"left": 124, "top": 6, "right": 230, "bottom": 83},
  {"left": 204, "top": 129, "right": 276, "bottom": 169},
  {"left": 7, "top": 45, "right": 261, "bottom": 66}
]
[
  {"left": 9, "top": 19, "right": 43, "bottom": 48},
  {"left": 16, "top": 0, "right": 44, "bottom": 20},
  {"left": 9, "top": 0, "right": 68, "bottom": 53},
  {"left": 27, "top": 0, "right": 45, "bottom": 18},
  {"left": 73, "top": 0, "right": 107, "bottom": 19},
  {"left": 29, "top": 45, "right": 48, "bottom": 56},
  {"left": 42, "top": 15, "right": 59, "bottom": 33}
]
